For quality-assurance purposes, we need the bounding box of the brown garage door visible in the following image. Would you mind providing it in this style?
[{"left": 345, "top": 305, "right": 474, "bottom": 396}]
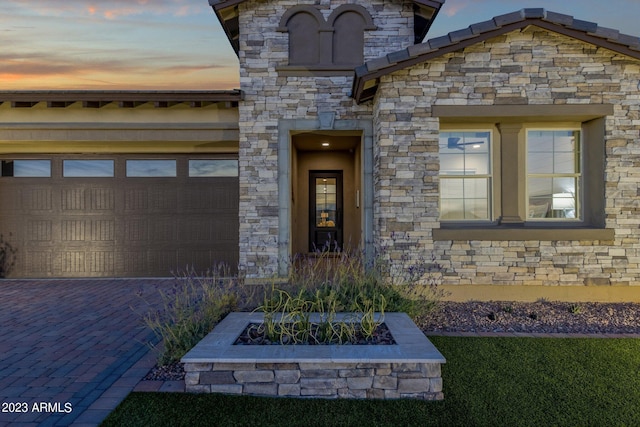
[{"left": 0, "top": 155, "right": 238, "bottom": 278}]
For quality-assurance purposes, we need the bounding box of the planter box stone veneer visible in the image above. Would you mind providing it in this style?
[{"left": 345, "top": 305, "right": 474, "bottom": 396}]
[{"left": 181, "top": 312, "right": 445, "bottom": 400}]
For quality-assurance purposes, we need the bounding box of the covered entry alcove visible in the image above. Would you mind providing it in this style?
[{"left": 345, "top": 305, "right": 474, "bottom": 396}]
[
  {"left": 291, "top": 132, "right": 360, "bottom": 254},
  {"left": 277, "top": 118, "right": 374, "bottom": 276}
]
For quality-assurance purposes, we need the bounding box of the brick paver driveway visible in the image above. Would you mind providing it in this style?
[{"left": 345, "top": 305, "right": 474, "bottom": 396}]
[{"left": 0, "top": 278, "right": 172, "bottom": 426}]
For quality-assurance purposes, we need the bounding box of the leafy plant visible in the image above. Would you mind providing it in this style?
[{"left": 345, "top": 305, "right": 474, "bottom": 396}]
[
  {"left": 568, "top": 303, "right": 582, "bottom": 314},
  {"left": 254, "top": 280, "right": 387, "bottom": 345}
]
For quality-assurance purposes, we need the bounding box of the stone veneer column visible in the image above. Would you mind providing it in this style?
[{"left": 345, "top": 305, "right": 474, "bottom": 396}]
[{"left": 236, "top": 0, "right": 415, "bottom": 279}]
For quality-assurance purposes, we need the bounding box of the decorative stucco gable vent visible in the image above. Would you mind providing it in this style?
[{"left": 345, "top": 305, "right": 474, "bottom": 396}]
[
  {"left": 276, "top": 4, "right": 376, "bottom": 70},
  {"left": 352, "top": 8, "right": 640, "bottom": 103}
]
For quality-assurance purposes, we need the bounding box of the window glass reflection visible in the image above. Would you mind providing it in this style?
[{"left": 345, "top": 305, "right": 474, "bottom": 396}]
[
  {"left": 189, "top": 160, "right": 238, "bottom": 177},
  {"left": 63, "top": 160, "right": 114, "bottom": 177},
  {"left": 126, "top": 160, "right": 177, "bottom": 177},
  {"left": 2, "top": 160, "right": 51, "bottom": 177}
]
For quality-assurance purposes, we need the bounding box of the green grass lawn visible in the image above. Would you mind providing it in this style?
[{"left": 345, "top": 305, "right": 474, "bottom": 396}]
[{"left": 102, "top": 337, "right": 640, "bottom": 426}]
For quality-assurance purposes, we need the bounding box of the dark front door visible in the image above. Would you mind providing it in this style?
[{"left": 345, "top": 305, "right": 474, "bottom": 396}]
[{"left": 309, "top": 170, "right": 343, "bottom": 252}]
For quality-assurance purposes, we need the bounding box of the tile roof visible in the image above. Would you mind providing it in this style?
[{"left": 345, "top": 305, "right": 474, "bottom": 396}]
[{"left": 352, "top": 8, "right": 640, "bottom": 103}]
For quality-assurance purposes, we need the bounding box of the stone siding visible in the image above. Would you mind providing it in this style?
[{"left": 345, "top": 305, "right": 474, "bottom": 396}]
[
  {"left": 184, "top": 361, "right": 444, "bottom": 400},
  {"left": 374, "top": 28, "right": 640, "bottom": 286},
  {"left": 237, "top": 0, "right": 414, "bottom": 277}
]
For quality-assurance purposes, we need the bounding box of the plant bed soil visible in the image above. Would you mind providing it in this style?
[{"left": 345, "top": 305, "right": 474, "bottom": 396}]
[{"left": 233, "top": 322, "right": 396, "bottom": 345}]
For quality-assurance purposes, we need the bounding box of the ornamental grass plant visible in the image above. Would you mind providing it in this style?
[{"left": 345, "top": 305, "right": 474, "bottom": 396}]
[
  {"left": 138, "top": 236, "right": 445, "bottom": 363},
  {"left": 137, "top": 264, "right": 258, "bottom": 364}
]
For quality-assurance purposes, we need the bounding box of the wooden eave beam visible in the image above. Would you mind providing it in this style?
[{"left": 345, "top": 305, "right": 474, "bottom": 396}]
[{"left": 0, "top": 90, "right": 243, "bottom": 109}]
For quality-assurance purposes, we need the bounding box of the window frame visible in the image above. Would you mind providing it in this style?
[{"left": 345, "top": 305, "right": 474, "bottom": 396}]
[
  {"left": 432, "top": 106, "right": 612, "bottom": 241},
  {"left": 63, "top": 159, "right": 115, "bottom": 178},
  {"left": 1, "top": 159, "right": 52, "bottom": 178},
  {"left": 438, "top": 128, "right": 497, "bottom": 223},
  {"left": 525, "top": 127, "right": 582, "bottom": 223},
  {"left": 188, "top": 159, "right": 239, "bottom": 178},
  {"left": 125, "top": 159, "right": 177, "bottom": 178}
]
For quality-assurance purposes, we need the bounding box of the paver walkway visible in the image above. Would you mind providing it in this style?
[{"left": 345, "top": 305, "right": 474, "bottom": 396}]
[{"left": 0, "top": 278, "right": 174, "bottom": 426}]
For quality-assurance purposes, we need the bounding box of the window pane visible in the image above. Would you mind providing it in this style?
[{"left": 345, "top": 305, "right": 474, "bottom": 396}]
[
  {"left": 439, "top": 131, "right": 492, "bottom": 221},
  {"left": 189, "top": 160, "right": 238, "bottom": 177},
  {"left": 440, "top": 178, "right": 489, "bottom": 220},
  {"left": 126, "top": 160, "right": 176, "bottom": 177},
  {"left": 2, "top": 160, "right": 51, "bottom": 177},
  {"left": 440, "top": 179, "right": 463, "bottom": 199},
  {"left": 527, "top": 152, "right": 552, "bottom": 174},
  {"left": 466, "top": 197, "right": 489, "bottom": 220},
  {"left": 527, "top": 130, "right": 580, "bottom": 220},
  {"left": 527, "top": 131, "right": 554, "bottom": 152},
  {"left": 440, "top": 198, "right": 464, "bottom": 220},
  {"left": 63, "top": 160, "right": 114, "bottom": 177},
  {"left": 527, "top": 130, "right": 579, "bottom": 174}
]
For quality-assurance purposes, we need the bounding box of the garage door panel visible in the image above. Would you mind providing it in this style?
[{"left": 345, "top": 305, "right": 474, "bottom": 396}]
[
  {"left": 149, "top": 250, "right": 179, "bottom": 274},
  {"left": 120, "top": 251, "right": 148, "bottom": 276},
  {"left": 149, "top": 217, "right": 179, "bottom": 242},
  {"left": 0, "top": 155, "right": 239, "bottom": 278},
  {"left": 28, "top": 220, "right": 53, "bottom": 242},
  {"left": 24, "top": 250, "right": 53, "bottom": 276},
  {"left": 61, "top": 220, "right": 87, "bottom": 241},
  {"left": 88, "top": 188, "right": 116, "bottom": 211},
  {"left": 91, "top": 220, "right": 116, "bottom": 242},
  {"left": 61, "top": 188, "right": 87, "bottom": 211},
  {"left": 124, "top": 218, "right": 150, "bottom": 242},
  {"left": 23, "top": 188, "right": 53, "bottom": 212},
  {"left": 62, "top": 251, "right": 86, "bottom": 274},
  {"left": 88, "top": 251, "right": 115, "bottom": 275}
]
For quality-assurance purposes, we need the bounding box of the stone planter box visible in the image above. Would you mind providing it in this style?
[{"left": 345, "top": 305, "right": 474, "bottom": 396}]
[{"left": 181, "top": 312, "right": 446, "bottom": 400}]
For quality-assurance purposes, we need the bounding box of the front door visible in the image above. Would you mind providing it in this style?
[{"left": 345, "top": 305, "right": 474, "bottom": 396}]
[{"left": 309, "top": 170, "right": 343, "bottom": 252}]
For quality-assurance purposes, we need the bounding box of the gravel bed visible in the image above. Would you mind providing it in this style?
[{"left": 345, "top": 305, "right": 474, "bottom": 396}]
[
  {"left": 419, "top": 301, "right": 640, "bottom": 334},
  {"left": 142, "top": 301, "right": 640, "bottom": 381}
]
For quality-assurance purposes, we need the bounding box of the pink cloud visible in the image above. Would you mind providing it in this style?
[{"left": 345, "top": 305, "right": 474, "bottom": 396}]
[
  {"left": 6, "top": 0, "right": 202, "bottom": 19},
  {"left": 442, "top": 0, "right": 474, "bottom": 17}
]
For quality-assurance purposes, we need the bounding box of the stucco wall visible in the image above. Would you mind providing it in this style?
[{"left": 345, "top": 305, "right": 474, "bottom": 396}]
[
  {"left": 0, "top": 102, "right": 239, "bottom": 153},
  {"left": 374, "top": 27, "right": 640, "bottom": 291}
]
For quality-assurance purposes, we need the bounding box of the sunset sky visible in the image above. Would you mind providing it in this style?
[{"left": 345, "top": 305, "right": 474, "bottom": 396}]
[{"left": 2, "top": 0, "right": 639, "bottom": 91}]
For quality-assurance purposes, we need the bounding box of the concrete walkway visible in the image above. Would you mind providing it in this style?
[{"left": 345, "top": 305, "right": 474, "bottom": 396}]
[{"left": 0, "top": 278, "right": 174, "bottom": 426}]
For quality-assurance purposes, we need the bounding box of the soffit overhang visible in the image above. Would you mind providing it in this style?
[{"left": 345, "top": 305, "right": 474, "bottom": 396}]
[{"left": 352, "top": 8, "right": 640, "bottom": 104}]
